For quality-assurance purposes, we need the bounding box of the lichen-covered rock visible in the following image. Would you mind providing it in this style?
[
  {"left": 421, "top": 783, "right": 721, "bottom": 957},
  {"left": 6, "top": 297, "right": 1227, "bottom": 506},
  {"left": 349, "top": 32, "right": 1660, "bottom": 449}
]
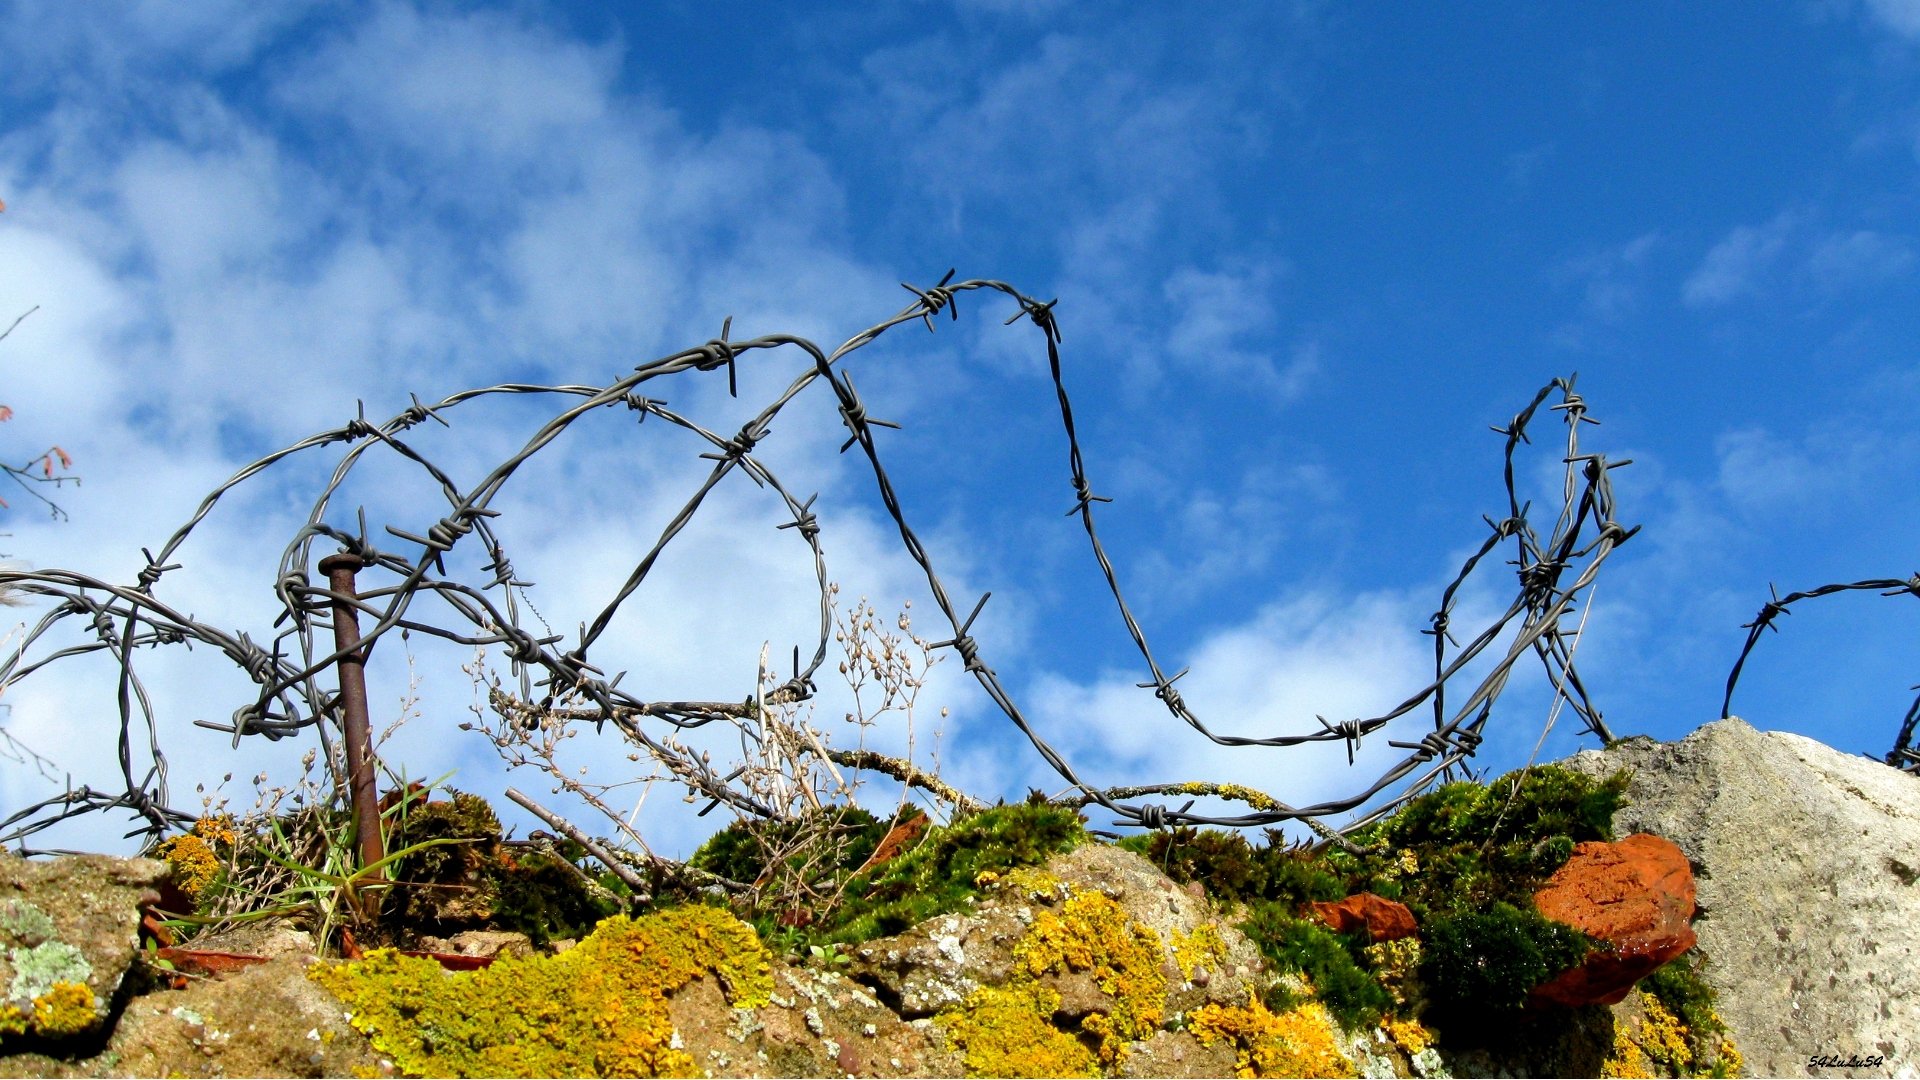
[
  {"left": 851, "top": 844, "right": 1265, "bottom": 1024},
  {"left": 1529, "top": 834, "right": 1696, "bottom": 1007},
  {"left": 849, "top": 843, "right": 1270, "bottom": 1075},
  {"left": 1562, "top": 716, "right": 1920, "bottom": 1078},
  {"left": 1309, "top": 892, "right": 1419, "bottom": 943},
  {"left": 311, "top": 904, "right": 776, "bottom": 1077},
  {"left": 5, "top": 953, "right": 387, "bottom": 1079},
  {"left": 0, "top": 852, "right": 166, "bottom": 1042}
]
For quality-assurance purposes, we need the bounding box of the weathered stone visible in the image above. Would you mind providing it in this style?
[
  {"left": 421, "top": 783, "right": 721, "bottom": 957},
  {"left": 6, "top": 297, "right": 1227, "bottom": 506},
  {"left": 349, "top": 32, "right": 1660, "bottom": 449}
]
[
  {"left": 1529, "top": 834, "right": 1696, "bottom": 1007},
  {"left": 848, "top": 843, "right": 1267, "bottom": 1037},
  {"left": 415, "top": 929, "right": 535, "bottom": 960},
  {"left": 1115, "top": 1028, "right": 1238, "bottom": 1078},
  {"left": 1309, "top": 892, "right": 1419, "bottom": 942},
  {"left": 0, "top": 853, "right": 167, "bottom": 1041},
  {"left": 1562, "top": 716, "right": 1920, "bottom": 1078}
]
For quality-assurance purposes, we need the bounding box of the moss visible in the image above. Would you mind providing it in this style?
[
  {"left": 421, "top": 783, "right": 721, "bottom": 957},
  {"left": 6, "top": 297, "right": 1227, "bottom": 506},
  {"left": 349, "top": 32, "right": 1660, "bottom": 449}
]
[
  {"left": 1418, "top": 901, "right": 1591, "bottom": 1017},
  {"left": 380, "top": 790, "right": 502, "bottom": 933},
  {"left": 311, "top": 904, "right": 772, "bottom": 1078},
  {"left": 490, "top": 846, "right": 623, "bottom": 947},
  {"left": 1120, "top": 827, "right": 1266, "bottom": 908},
  {"left": 688, "top": 805, "right": 887, "bottom": 887},
  {"left": 814, "top": 802, "right": 1085, "bottom": 946},
  {"left": 1338, "top": 764, "right": 1630, "bottom": 920},
  {"left": 1590, "top": 955, "right": 1742, "bottom": 1079},
  {"left": 1187, "top": 997, "right": 1355, "bottom": 1079},
  {"left": 935, "top": 982, "right": 1099, "bottom": 1079},
  {"left": 1015, "top": 888, "right": 1167, "bottom": 1066},
  {"left": 1237, "top": 902, "right": 1392, "bottom": 1030}
]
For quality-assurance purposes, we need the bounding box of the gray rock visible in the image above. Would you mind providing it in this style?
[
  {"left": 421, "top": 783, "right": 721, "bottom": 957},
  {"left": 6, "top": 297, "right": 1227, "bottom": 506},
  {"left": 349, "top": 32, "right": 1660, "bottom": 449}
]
[
  {"left": 1561, "top": 716, "right": 1920, "bottom": 1079},
  {"left": 0, "top": 853, "right": 167, "bottom": 1041}
]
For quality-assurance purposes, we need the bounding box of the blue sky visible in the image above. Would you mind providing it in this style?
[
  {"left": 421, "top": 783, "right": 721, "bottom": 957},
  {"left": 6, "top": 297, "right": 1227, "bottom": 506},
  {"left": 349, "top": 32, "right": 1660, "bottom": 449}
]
[{"left": 4, "top": 1, "right": 1920, "bottom": 856}]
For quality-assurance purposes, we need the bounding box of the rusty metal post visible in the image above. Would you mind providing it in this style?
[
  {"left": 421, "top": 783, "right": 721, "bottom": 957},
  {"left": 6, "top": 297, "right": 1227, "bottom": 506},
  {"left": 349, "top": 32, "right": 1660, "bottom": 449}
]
[{"left": 318, "top": 552, "right": 384, "bottom": 873}]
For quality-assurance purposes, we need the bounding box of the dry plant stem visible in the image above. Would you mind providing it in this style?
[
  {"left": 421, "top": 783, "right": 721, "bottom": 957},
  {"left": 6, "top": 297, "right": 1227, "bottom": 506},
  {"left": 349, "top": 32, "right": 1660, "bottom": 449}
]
[
  {"left": 822, "top": 748, "right": 985, "bottom": 816},
  {"left": 519, "top": 834, "right": 624, "bottom": 911},
  {"left": 505, "top": 787, "right": 652, "bottom": 901}
]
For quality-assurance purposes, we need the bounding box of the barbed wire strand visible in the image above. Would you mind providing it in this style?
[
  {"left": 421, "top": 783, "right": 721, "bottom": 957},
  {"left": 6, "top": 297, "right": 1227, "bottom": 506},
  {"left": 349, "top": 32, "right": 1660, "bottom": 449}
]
[{"left": 0, "top": 276, "right": 1640, "bottom": 852}]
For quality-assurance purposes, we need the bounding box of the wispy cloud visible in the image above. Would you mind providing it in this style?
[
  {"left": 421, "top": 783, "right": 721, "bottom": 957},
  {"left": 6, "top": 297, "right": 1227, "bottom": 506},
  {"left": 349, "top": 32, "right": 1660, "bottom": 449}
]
[
  {"left": 1682, "top": 215, "right": 1794, "bottom": 307},
  {"left": 1558, "top": 231, "right": 1661, "bottom": 322},
  {"left": 1808, "top": 229, "right": 1914, "bottom": 289},
  {"left": 1861, "top": 0, "right": 1920, "bottom": 39}
]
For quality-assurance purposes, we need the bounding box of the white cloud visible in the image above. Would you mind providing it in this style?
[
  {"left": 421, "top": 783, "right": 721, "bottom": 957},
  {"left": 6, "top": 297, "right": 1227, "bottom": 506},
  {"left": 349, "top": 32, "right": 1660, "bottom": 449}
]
[
  {"left": 1862, "top": 0, "right": 1920, "bottom": 39},
  {"left": 1713, "top": 424, "right": 1897, "bottom": 516},
  {"left": 0, "top": 1, "right": 316, "bottom": 91},
  {"left": 1682, "top": 215, "right": 1793, "bottom": 307},
  {"left": 1023, "top": 580, "right": 1533, "bottom": 831},
  {"left": 1559, "top": 232, "right": 1661, "bottom": 322},
  {"left": 1809, "top": 229, "right": 1914, "bottom": 289},
  {"left": 0, "top": 2, "right": 984, "bottom": 858},
  {"left": 1158, "top": 262, "right": 1315, "bottom": 400},
  {"left": 277, "top": 4, "right": 619, "bottom": 165}
]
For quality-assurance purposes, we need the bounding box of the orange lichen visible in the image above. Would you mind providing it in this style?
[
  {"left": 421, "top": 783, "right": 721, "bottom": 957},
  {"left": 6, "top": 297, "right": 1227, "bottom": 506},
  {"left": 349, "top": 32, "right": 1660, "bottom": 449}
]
[
  {"left": 310, "top": 904, "right": 771, "bottom": 1078},
  {"left": 1187, "top": 996, "right": 1355, "bottom": 1079}
]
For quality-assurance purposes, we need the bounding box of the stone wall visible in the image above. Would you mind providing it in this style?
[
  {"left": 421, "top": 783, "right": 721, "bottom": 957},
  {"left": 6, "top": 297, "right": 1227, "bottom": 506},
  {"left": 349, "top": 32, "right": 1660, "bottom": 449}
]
[{"left": 1563, "top": 717, "right": 1920, "bottom": 1079}]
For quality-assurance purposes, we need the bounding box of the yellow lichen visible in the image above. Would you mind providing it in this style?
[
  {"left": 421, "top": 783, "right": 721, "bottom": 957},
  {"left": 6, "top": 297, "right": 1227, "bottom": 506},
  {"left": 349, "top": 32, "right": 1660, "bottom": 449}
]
[
  {"left": 1016, "top": 889, "right": 1166, "bottom": 1065},
  {"left": 154, "top": 832, "right": 222, "bottom": 905},
  {"left": 191, "top": 814, "right": 237, "bottom": 847},
  {"left": 310, "top": 904, "right": 771, "bottom": 1078},
  {"left": 1170, "top": 781, "right": 1283, "bottom": 813},
  {"left": 31, "top": 981, "right": 97, "bottom": 1037},
  {"left": 1637, "top": 990, "right": 1694, "bottom": 1073},
  {"left": 996, "top": 865, "right": 1064, "bottom": 900},
  {"left": 1170, "top": 922, "right": 1229, "bottom": 981},
  {"left": 936, "top": 982, "right": 1098, "bottom": 1079},
  {"left": 1602, "top": 989, "right": 1747, "bottom": 1079},
  {"left": 1188, "top": 996, "right": 1355, "bottom": 1079},
  {"left": 1382, "top": 1014, "right": 1433, "bottom": 1057},
  {"left": 1361, "top": 937, "right": 1423, "bottom": 1009},
  {"left": 1713, "top": 1032, "right": 1743, "bottom": 1077},
  {"left": 1603, "top": 1024, "right": 1654, "bottom": 1079},
  {"left": 0, "top": 981, "right": 99, "bottom": 1041}
]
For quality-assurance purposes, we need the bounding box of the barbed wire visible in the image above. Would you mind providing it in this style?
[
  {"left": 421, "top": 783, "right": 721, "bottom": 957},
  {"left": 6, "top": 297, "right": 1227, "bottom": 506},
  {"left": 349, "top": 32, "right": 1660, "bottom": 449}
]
[
  {"left": 1722, "top": 575, "right": 1920, "bottom": 773},
  {"left": 0, "top": 274, "right": 1634, "bottom": 852}
]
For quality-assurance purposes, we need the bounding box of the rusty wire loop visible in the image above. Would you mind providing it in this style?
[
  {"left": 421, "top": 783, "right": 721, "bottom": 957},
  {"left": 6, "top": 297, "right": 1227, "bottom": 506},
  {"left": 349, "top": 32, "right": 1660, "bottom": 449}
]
[
  {"left": 1722, "top": 575, "right": 1920, "bottom": 773},
  {"left": 0, "top": 274, "right": 1635, "bottom": 852}
]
